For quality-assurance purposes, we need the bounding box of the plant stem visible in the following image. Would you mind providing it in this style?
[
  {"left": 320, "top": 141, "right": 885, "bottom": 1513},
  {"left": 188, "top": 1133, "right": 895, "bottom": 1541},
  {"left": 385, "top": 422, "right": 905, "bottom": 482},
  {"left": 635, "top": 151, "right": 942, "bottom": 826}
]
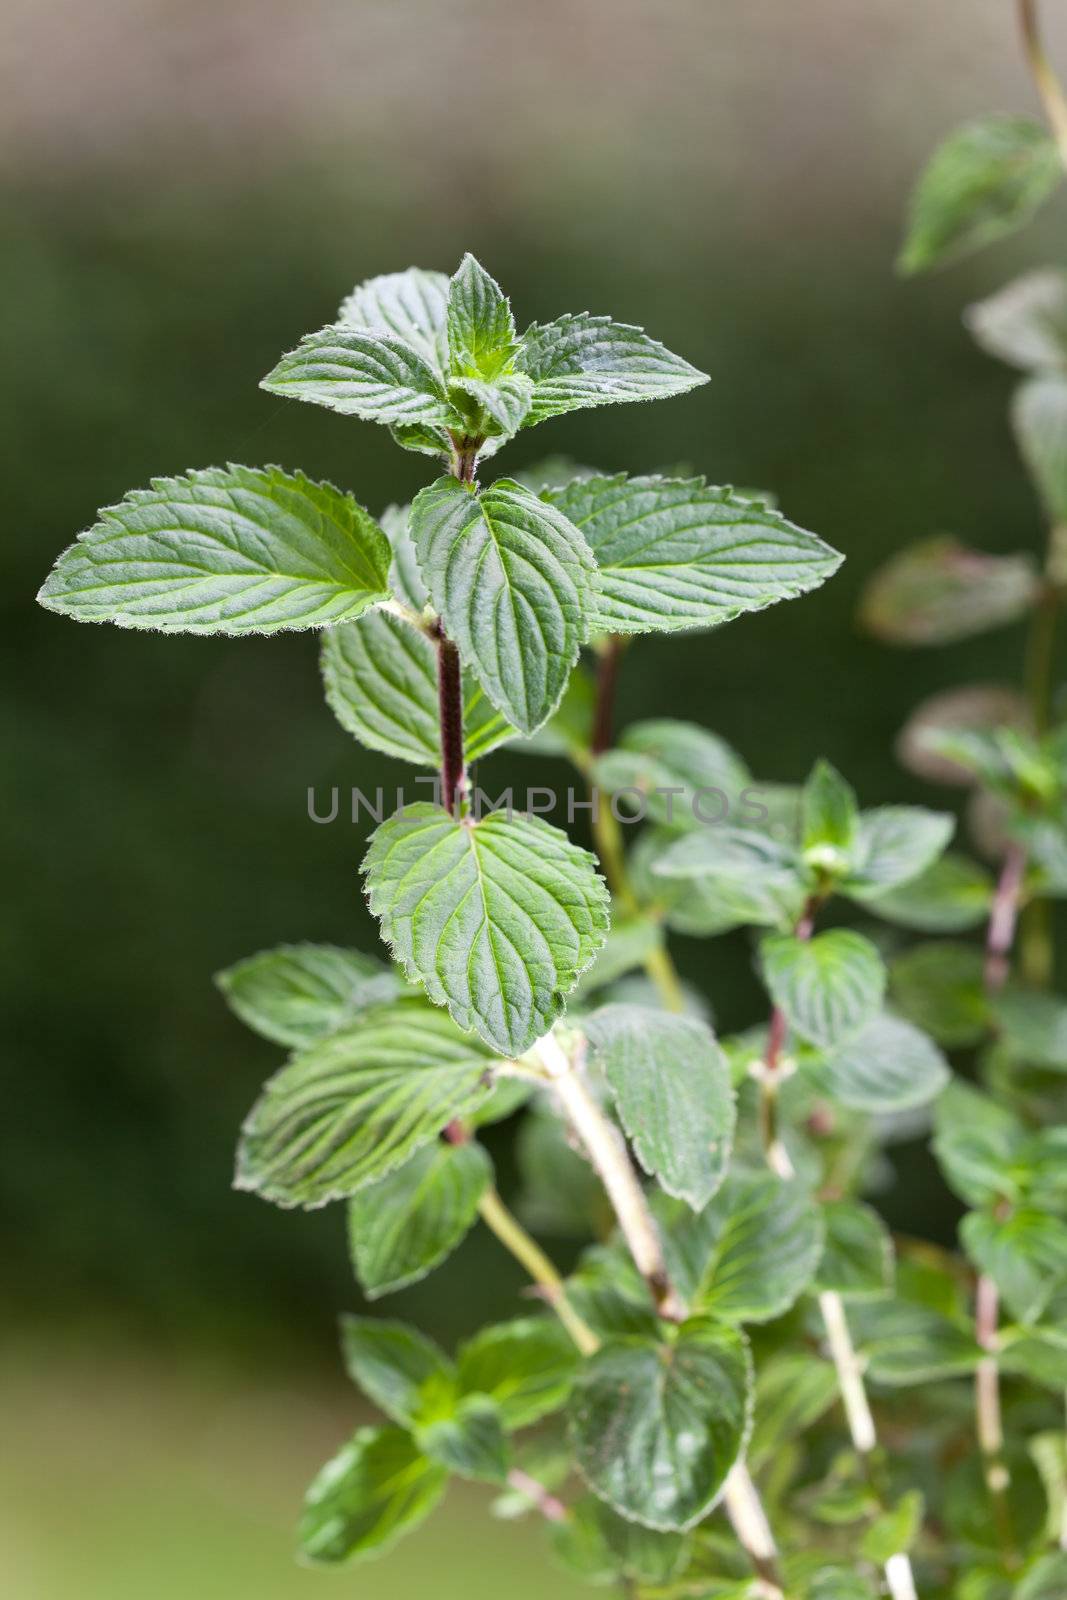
[
  {"left": 435, "top": 626, "right": 466, "bottom": 815},
  {"left": 976, "top": 846, "right": 1030, "bottom": 1559},
  {"left": 1019, "top": 0, "right": 1067, "bottom": 169},
  {"left": 754, "top": 906, "right": 920, "bottom": 1600},
  {"left": 477, "top": 1184, "right": 599, "bottom": 1356},
  {"left": 537, "top": 1031, "right": 685, "bottom": 1321},
  {"left": 591, "top": 800, "right": 639, "bottom": 913},
  {"left": 976, "top": 1272, "right": 1017, "bottom": 1559},
  {"left": 986, "top": 841, "right": 1028, "bottom": 991},
  {"left": 591, "top": 635, "right": 625, "bottom": 756},
  {"left": 505, "top": 1467, "right": 568, "bottom": 1523},
  {"left": 534, "top": 1030, "right": 787, "bottom": 1597}
]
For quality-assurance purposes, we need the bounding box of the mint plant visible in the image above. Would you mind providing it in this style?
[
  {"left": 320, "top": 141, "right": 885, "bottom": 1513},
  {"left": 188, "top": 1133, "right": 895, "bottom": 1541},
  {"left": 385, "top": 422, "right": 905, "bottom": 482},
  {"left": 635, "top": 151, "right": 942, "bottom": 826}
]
[{"left": 38, "top": 19, "right": 1067, "bottom": 1580}]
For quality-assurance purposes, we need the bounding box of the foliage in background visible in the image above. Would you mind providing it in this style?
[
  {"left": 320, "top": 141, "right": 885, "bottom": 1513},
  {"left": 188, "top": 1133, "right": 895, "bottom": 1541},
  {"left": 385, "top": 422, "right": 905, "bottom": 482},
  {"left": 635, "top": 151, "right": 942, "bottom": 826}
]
[{"left": 32, "top": 4, "right": 1067, "bottom": 1598}]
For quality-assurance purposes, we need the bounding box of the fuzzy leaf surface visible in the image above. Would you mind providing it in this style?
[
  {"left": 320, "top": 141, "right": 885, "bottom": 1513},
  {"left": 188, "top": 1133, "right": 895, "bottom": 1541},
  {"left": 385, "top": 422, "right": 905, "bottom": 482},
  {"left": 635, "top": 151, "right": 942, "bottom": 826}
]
[
  {"left": 543, "top": 473, "right": 841, "bottom": 635},
  {"left": 261, "top": 326, "right": 462, "bottom": 427},
  {"left": 584, "top": 1004, "right": 735, "bottom": 1209},
  {"left": 568, "top": 1317, "right": 751, "bottom": 1530},
  {"left": 235, "top": 997, "right": 500, "bottom": 1207},
  {"left": 362, "top": 802, "right": 609, "bottom": 1055},
  {"left": 410, "top": 475, "right": 596, "bottom": 734},
  {"left": 347, "top": 1140, "right": 492, "bottom": 1299},
  {"left": 38, "top": 465, "right": 392, "bottom": 633},
  {"left": 516, "top": 313, "right": 708, "bottom": 424}
]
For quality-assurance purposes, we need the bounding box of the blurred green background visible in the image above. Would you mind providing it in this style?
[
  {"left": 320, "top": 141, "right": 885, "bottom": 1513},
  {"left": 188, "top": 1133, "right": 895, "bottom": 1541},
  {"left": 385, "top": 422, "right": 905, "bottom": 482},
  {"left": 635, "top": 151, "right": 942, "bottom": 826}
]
[{"left": 6, "top": 1, "right": 1067, "bottom": 1594}]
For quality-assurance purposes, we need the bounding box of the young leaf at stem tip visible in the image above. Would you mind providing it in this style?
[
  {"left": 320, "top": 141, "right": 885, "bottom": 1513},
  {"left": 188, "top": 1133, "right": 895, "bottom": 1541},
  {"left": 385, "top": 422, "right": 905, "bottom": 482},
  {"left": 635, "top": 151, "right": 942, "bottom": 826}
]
[{"left": 299, "top": 1425, "right": 447, "bottom": 1566}]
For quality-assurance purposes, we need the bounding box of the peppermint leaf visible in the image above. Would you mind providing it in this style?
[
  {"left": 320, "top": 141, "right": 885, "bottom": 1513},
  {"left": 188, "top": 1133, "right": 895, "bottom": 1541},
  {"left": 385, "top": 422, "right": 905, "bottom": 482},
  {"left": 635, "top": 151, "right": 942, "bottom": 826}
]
[
  {"left": 215, "top": 943, "right": 401, "bottom": 1048},
  {"left": 898, "top": 116, "right": 1062, "bottom": 274},
  {"left": 965, "top": 269, "right": 1067, "bottom": 372},
  {"left": 362, "top": 802, "right": 609, "bottom": 1056},
  {"left": 568, "top": 1317, "right": 752, "bottom": 1531},
  {"left": 321, "top": 611, "right": 515, "bottom": 766},
  {"left": 457, "top": 1317, "right": 580, "bottom": 1429},
  {"left": 841, "top": 806, "right": 956, "bottom": 898},
  {"left": 859, "top": 537, "right": 1038, "bottom": 645},
  {"left": 416, "top": 1395, "right": 509, "bottom": 1483},
  {"left": 347, "top": 1141, "right": 493, "bottom": 1299},
  {"left": 664, "top": 1174, "right": 825, "bottom": 1325},
  {"left": 339, "top": 267, "right": 451, "bottom": 376},
  {"left": 1014, "top": 375, "right": 1067, "bottom": 524},
  {"left": 814, "top": 1201, "right": 895, "bottom": 1300},
  {"left": 340, "top": 1316, "right": 453, "bottom": 1427},
  {"left": 961, "top": 1210, "right": 1067, "bottom": 1325},
  {"left": 446, "top": 253, "right": 516, "bottom": 377},
  {"left": 299, "top": 1426, "right": 447, "bottom": 1565},
  {"left": 760, "top": 929, "right": 886, "bottom": 1048},
  {"left": 261, "top": 325, "right": 462, "bottom": 428},
  {"left": 543, "top": 474, "right": 841, "bottom": 635},
  {"left": 862, "top": 853, "right": 993, "bottom": 932},
  {"left": 811, "top": 1013, "right": 949, "bottom": 1113},
  {"left": 38, "top": 465, "right": 391, "bottom": 633},
  {"left": 410, "top": 475, "right": 596, "bottom": 734},
  {"left": 584, "top": 1004, "right": 735, "bottom": 1210},
  {"left": 234, "top": 996, "right": 500, "bottom": 1207},
  {"left": 516, "top": 314, "right": 708, "bottom": 424},
  {"left": 593, "top": 719, "right": 752, "bottom": 833}
]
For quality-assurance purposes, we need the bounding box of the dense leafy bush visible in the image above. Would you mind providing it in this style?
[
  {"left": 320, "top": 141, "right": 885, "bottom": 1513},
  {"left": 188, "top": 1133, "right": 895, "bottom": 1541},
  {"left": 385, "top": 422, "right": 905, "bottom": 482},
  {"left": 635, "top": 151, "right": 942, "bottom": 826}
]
[{"left": 36, "top": 5, "right": 1067, "bottom": 1596}]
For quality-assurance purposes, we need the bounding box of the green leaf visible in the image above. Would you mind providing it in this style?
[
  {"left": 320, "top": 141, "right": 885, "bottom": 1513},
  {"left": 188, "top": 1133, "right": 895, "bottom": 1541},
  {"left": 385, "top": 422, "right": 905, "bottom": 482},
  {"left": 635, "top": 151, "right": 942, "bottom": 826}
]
[
  {"left": 584, "top": 1004, "right": 735, "bottom": 1209},
  {"left": 859, "top": 537, "right": 1038, "bottom": 645},
  {"left": 339, "top": 267, "right": 451, "bottom": 377},
  {"left": 861, "top": 853, "right": 993, "bottom": 932},
  {"left": 664, "top": 1173, "right": 825, "bottom": 1324},
  {"left": 860, "top": 1491, "right": 923, "bottom": 1565},
  {"left": 1014, "top": 375, "right": 1067, "bottom": 523},
  {"left": 449, "top": 372, "right": 533, "bottom": 436},
  {"left": 858, "top": 1303, "right": 983, "bottom": 1385},
  {"left": 416, "top": 1394, "right": 509, "bottom": 1483},
  {"left": 760, "top": 930, "right": 886, "bottom": 1049},
  {"left": 801, "top": 760, "right": 858, "bottom": 866},
  {"left": 568, "top": 1317, "right": 752, "bottom": 1531},
  {"left": 215, "top": 943, "right": 401, "bottom": 1048},
  {"left": 362, "top": 802, "right": 609, "bottom": 1056},
  {"left": 890, "top": 940, "right": 990, "bottom": 1047},
  {"left": 811, "top": 1013, "right": 950, "bottom": 1113},
  {"left": 234, "top": 996, "right": 500, "bottom": 1207},
  {"left": 993, "top": 988, "right": 1067, "bottom": 1069},
  {"left": 840, "top": 806, "right": 955, "bottom": 898},
  {"left": 339, "top": 1316, "right": 453, "bottom": 1426},
  {"left": 747, "top": 1351, "right": 838, "bottom": 1471},
  {"left": 1015, "top": 1555, "right": 1067, "bottom": 1600},
  {"left": 551, "top": 1496, "right": 689, "bottom": 1585},
  {"left": 409, "top": 475, "right": 596, "bottom": 735},
  {"left": 933, "top": 1082, "right": 1025, "bottom": 1208},
  {"left": 594, "top": 719, "right": 752, "bottom": 835},
  {"left": 347, "top": 1140, "right": 492, "bottom": 1299},
  {"left": 457, "top": 1317, "right": 579, "bottom": 1429},
  {"left": 515, "top": 314, "right": 708, "bottom": 425},
  {"left": 653, "top": 826, "right": 806, "bottom": 928},
  {"left": 897, "top": 683, "right": 1031, "bottom": 787},
  {"left": 37, "top": 465, "right": 392, "bottom": 634},
  {"left": 1000, "top": 1326, "right": 1067, "bottom": 1390},
  {"left": 965, "top": 270, "right": 1067, "bottom": 372},
  {"left": 573, "top": 913, "right": 665, "bottom": 1001},
  {"left": 898, "top": 116, "right": 1062, "bottom": 274},
  {"left": 805, "top": 1568, "right": 879, "bottom": 1600},
  {"left": 299, "top": 1425, "right": 447, "bottom": 1565},
  {"left": 514, "top": 661, "right": 596, "bottom": 760},
  {"left": 321, "top": 611, "right": 515, "bottom": 766},
  {"left": 542, "top": 474, "right": 841, "bottom": 635},
  {"left": 260, "top": 325, "right": 462, "bottom": 427},
  {"left": 815, "top": 1201, "right": 894, "bottom": 1299},
  {"left": 961, "top": 1209, "right": 1067, "bottom": 1324},
  {"left": 446, "top": 254, "right": 515, "bottom": 377}
]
